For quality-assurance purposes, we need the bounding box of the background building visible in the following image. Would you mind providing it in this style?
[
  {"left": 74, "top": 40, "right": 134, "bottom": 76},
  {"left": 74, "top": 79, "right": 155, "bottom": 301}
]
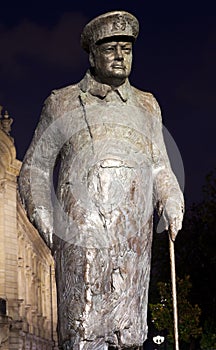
[{"left": 0, "top": 106, "right": 58, "bottom": 349}]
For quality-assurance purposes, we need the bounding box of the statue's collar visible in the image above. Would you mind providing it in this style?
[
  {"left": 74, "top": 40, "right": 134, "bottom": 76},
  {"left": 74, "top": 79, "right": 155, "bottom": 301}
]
[{"left": 79, "top": 70, "right": 131, "bottom": 102}]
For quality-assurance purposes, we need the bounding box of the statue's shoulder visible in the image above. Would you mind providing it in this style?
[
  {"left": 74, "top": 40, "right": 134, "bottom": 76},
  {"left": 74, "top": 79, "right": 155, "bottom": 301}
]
[
  {"left": 41, "top": 83, "right": 81, "bottom": 118},
  {"left": 50, "top": 82, "right": 80, "bottom": 101},
  {"left": 40, "top": 83, "right": 81, "bottom": 122},
  {"left": 131, "top": 86, "right": 161, "bottom": 118}
]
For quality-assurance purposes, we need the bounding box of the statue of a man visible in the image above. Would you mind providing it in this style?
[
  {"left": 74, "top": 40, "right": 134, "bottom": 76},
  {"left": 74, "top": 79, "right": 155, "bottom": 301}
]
[{"left": 19, "top": 11, "right": 184, "bottom": 350}]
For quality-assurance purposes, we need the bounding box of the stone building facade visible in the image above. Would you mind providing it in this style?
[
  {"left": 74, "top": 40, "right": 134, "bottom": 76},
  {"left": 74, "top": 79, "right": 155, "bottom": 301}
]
[{"left": 0, "top": 107, "right": 58, "bottom": 349}]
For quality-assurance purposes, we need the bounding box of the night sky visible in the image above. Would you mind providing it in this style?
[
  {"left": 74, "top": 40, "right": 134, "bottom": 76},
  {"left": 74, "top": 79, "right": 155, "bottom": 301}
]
[{"left": 1, "top": 1, "right": 215, "bottom": 207}]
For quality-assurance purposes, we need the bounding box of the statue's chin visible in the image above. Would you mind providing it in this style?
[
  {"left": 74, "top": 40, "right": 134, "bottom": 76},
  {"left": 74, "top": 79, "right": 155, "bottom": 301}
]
[
  {"left": 100, "top": 72, "right": 129, "bottom": 86},
  {"left": 110, "top": 68, "right": 128, "bottom": 78}
]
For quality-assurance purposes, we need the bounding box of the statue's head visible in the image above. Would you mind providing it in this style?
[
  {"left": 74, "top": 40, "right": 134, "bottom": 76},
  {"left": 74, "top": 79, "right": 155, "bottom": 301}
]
[{"left": 81, "top": 11, "right": 139, "bottom": 87}]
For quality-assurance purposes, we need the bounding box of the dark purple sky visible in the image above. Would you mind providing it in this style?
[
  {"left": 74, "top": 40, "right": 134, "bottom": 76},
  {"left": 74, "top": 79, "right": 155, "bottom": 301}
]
[{"left": 1, "top": 1, "right": 215, "bottom": 206}]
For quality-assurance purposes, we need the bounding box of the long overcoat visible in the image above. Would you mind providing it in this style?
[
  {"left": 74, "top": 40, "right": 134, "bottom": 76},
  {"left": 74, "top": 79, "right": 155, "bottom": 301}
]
[{"left": 19, "top": 71, "right": 184, "bottom": 349}]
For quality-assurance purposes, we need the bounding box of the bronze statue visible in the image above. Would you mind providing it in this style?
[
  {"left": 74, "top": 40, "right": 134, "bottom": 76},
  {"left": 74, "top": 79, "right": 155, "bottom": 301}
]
[{"left": 19, "top": 11, "right": 184, "bottom": 350}]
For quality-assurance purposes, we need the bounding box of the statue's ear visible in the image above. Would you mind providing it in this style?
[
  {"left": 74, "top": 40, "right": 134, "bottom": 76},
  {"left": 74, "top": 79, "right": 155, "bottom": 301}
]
[{"left": 89, "top": 52, "right": 95, "bottom": 68}]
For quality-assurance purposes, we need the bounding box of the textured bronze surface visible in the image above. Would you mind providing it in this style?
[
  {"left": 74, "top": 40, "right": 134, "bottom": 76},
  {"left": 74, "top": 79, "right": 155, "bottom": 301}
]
[{"left": 19, "top": 11, "right": 184, "bottom": 350}]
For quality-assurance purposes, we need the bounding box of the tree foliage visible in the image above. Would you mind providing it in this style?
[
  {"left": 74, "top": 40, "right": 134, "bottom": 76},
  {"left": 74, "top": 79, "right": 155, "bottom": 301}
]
[
  {"left": 200, "top": 320, "right": 216, "bottom": 350},
  {"left": 149, "top": 276, "right": 202, "bottom": 344},
  {"left": 176, "top": 170, "right": 216, "bottom": 346}
]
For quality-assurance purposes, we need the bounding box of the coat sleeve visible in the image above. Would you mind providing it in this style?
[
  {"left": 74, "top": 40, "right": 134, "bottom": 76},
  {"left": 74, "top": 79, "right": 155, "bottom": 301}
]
[
  {"left": 150, "top": 95, "right": 184, "bottom": 232},
  {"left": 18, "top": 90, "right": 62, "bottom": 247}
]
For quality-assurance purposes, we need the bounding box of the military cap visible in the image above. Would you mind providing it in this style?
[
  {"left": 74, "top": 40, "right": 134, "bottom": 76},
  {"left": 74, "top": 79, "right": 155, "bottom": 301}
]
[{"left": 81, "top": 11, "right": 139, "bottom": 52}]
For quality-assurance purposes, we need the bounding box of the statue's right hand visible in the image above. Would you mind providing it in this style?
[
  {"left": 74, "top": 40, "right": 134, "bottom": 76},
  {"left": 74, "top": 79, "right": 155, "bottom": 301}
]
[{"left": 32, "top": 207, "right": 54, "bottom": 249}]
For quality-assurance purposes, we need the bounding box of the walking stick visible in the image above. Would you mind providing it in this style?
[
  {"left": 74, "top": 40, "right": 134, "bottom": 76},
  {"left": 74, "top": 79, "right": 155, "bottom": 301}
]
[{"left": 169, "top": 227, "right": 179, "bottom": 350}]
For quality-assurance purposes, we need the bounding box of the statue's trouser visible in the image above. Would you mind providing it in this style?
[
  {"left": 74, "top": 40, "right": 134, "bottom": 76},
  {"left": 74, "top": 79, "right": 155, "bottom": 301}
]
[{"left": 54, "top": 222, "right": 152, "bottom": 350}]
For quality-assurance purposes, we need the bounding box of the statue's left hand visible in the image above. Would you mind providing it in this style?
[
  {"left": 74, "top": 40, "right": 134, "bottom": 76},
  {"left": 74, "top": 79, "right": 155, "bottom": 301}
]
[{"left": 163, "top": 199, "right": 184, "bottom": 241}]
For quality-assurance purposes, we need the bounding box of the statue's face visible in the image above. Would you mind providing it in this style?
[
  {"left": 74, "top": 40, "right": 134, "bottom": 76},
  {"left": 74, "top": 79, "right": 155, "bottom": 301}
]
[{"left": 90, "top": 40, "right": 133, "bottom": 86}]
